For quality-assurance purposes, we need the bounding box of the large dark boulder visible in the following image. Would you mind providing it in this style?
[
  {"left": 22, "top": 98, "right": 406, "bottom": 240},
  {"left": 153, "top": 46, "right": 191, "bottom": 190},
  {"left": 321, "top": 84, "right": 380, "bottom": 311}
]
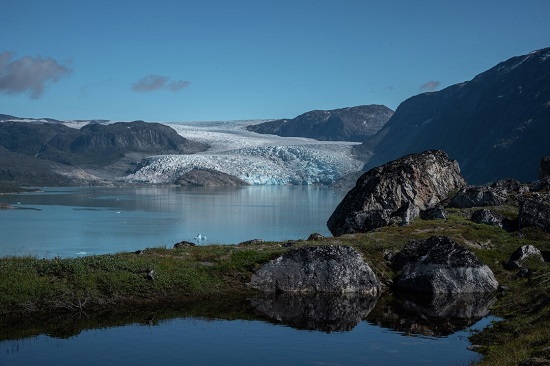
[
  {"left": 248, "top": 246, "right": 380, "bottom": 295},
  {"left": 327, "top": 150, "right": 466, "bottom": 236},
  {"left": 246, "top": 105, "right": 393, "bottom": 142},
  {"left": 393, "top": 236, "right": 499, "bottom": 294},
  {"left": 519, "top": 197, "right": 550, "bottom": 232}
]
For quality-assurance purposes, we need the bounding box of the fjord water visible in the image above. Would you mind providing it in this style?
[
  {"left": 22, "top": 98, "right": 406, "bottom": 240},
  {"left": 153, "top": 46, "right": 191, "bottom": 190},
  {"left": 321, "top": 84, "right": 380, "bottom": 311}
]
[{"left": 0, "top": 186, "right": 345, "bottom": 258}]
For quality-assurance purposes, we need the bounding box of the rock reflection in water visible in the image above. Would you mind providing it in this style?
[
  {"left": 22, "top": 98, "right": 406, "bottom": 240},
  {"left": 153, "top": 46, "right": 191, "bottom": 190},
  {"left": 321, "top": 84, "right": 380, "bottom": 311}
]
[
  {"left": 368, "top": 291, "right": 496, "bottom": 337},
  {"left": 250, "top": 293, "right": 378, "bottom": 333}
]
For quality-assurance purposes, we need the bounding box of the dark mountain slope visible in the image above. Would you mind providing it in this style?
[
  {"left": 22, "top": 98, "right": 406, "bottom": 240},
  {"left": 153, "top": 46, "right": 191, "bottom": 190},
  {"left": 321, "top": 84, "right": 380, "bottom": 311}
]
[
  {"left": 356, "top": 48, "right": 550, "bottom": 184},
  {"left": 247, "top": 105, "right": 393, "bottom": 142}
]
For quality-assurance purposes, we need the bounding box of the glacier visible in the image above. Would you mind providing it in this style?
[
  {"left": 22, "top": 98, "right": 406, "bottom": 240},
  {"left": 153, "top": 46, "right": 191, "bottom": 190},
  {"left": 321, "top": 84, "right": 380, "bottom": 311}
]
[{"left": 124, "top": 120, "right": 364, "bottom": 185}]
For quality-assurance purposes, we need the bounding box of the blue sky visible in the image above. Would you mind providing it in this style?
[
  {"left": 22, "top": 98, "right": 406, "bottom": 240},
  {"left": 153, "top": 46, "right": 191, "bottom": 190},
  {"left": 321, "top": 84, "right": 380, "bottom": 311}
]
[{"left": 1, "top": 0, "right": 549, "bottom": 122}]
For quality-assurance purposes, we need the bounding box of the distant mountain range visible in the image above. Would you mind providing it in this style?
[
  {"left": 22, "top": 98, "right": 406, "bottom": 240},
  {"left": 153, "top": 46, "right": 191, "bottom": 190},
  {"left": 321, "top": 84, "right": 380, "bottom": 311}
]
[
  {"left": 0, "top": 120, "right": 207, "bottom": 187},
  {"left": 2, "top": 48, "right": 549, "bottom": 189},
  {"left": 246, "top": 105, "right": 394, "bottom": 142},
  {"left": 356, "top": 47, "right": 550, "bottom": 184}
]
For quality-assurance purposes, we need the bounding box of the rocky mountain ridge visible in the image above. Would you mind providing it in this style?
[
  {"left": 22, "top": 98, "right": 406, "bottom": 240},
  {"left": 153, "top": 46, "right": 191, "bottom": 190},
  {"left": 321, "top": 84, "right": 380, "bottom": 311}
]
[
  {"left": 356, "top": 47, "right": 550, "bottom": 184},
  {"left": 246, "top": 105, "right": 393, "bottom": 142}
]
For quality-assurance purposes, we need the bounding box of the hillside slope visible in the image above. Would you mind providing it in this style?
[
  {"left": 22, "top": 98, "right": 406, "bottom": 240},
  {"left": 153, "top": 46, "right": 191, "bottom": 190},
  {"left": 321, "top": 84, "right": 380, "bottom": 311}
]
[
  {"left": 356, "top": 47, "right": 550, "bottom": 184},
  {"left": 247, "top": 105, "right": 393, "bottom": 142}
]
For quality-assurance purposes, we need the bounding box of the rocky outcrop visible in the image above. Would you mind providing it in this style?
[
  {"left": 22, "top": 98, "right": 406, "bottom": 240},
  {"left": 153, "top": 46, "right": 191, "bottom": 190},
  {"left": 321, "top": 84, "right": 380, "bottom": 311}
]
[
  {"left": 250, "top": 293, "right": 377, "bottom": 332},
  {"left": 327, "top": 150, "right": 466, "bottom": 236},
  {"left": 519, "top": 198, "right": 550, "bottom": 232},
  {"left": 248, "top": 246, "right": 380, "bottom": 295},
  {"left": 393, "top": 236, "right": 499, "bottom": 294},
  {"left": 471, "top": 209, "right": 503, "bottom": 228},
  {"left": 176, "top": 169, "right": 249, "bottom": 187},
  {"left": 246, "top": 105, "right": 393, "bottom": 142},
  {"left": 450, "top": 186, "right": 507, "bottom": 208}
]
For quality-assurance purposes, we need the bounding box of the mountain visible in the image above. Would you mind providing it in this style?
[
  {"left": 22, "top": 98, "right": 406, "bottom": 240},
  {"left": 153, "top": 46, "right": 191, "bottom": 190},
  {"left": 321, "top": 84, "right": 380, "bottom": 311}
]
[
  {"left": 0, "top": 119, "right": 208, "bottom": 187},
  {"left": 356, "top": 48, "right": 550, "bottom": 184},
  {"left": 246, "top": 105, "right": 393, "bottom": 142}
]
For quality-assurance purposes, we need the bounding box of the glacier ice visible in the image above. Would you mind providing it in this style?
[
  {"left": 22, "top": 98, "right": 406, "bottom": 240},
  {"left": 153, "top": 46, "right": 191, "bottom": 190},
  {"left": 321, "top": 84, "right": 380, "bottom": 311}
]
[{"left": 124, "top": 120, "right": 364, "bottom": 185}]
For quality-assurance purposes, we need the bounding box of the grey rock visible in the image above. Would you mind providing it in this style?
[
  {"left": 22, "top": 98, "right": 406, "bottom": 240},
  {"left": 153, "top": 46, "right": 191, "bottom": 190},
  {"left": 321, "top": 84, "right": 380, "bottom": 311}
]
[
  {"left": 249, "top": 246, "right": 381, "bottom": 295},
  {"left": 307, "top": 233, "right": 325, "bottom": 241},
  {"left": 173, "top": 240, "right": 196, "bottom": 248},
  {"left": 327, "top": 150, "right": 466, "bottom": 236},
  {"left": 393, "top": 236, "right": 499, "bottom": 294},
  {"left": 532, "top": 177, "right": 550, "bottom": 192},
  {"left": 509, "top": 245, "right": 544, "bottom": 263},
  {"left": 449, "top": 186, "right": 508, "bottom": 208},
  {"left": 519, "top": 198, "right": 550, "bottom": 232},
  {"left": 420, "top": 205, "right": 448, "bottom": 220},
  {"left": 471, "top": 209, "right": 503, "bottom": 228}
]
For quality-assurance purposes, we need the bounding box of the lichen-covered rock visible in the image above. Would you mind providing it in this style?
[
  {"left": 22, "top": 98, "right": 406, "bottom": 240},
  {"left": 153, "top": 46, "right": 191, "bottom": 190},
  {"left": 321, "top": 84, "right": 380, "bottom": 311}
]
[
  {"left": 471, "top": 209, "right": 503, "bottom": 228},
  {"left": 393, "top": 236, "right": 499, "bottom": 294},
  {"left": 248, "top": 246, "right": 380, "bottom": 295},
  {"left": 327, "top": 150, "right": 466, "bottom": 236},
  {"left": 519, "top": 198, "right": 550, "bottom": 232}
]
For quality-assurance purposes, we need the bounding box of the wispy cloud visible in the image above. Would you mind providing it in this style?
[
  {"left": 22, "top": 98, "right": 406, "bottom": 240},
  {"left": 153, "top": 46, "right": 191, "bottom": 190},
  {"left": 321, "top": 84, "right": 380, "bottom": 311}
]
[
  {"left": 132, "top": 74, "right": 190, "bottom": 93},
  {"left": 0, "top": 51, "right": 72, "bottom": 99},
  {"left": 168, "top": 80, "right": 191, "bottom": 91},
  {"left": 419, "top": 80, "right": 440, "bottom": 92}
]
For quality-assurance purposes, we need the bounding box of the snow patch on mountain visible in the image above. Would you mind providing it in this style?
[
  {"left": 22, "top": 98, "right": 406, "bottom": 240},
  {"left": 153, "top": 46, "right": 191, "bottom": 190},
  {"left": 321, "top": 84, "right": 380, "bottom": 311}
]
[{"left": 124, "top": 120, "right": 363, "bottom": 185}]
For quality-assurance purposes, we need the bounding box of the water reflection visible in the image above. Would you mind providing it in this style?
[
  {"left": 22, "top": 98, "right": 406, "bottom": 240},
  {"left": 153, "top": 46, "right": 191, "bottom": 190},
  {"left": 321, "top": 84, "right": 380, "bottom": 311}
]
[
  {"left": 250, "top": 293, "right": 378, "bottom": 332},
  {"left": 0, "top": 293, "right": 493, "bottom": 366},
  {"left": 367, "top": 291, "right": 496, "bottom": 337}
]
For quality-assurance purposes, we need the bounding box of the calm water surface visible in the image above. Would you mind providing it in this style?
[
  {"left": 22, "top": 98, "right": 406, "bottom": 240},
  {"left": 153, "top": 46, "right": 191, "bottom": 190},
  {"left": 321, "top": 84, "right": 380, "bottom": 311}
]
[
  {"left": 0, "top": 186, "right": 345, "bottom": 258},
  {"left": 0, "top": 313, "right": 492, "bottom": 366}
]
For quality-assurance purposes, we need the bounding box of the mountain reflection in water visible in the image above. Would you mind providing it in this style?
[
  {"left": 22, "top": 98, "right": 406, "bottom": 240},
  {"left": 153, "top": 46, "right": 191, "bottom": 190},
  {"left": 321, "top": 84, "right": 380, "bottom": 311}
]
[{"left": 0, "top": 292, "right": 497, "bottom": 365}]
